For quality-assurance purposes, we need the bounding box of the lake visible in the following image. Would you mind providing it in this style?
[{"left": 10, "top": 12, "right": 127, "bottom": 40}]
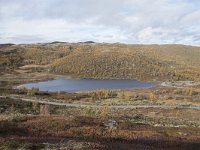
[{"left": 17, "top": 79, "right": 158, "bottom": 92}]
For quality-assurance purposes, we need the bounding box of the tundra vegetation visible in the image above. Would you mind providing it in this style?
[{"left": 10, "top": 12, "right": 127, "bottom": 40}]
[
  {"left": 1, "top": 43, "right": 200, "bottom": 81},
  {"left": 0, "top": 43, "right": 200, "bottom": 149}
]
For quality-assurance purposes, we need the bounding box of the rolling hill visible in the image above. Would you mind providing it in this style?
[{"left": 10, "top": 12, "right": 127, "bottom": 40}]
[{"left": 1, "top": 43, "right": 200, "bottom": 81}]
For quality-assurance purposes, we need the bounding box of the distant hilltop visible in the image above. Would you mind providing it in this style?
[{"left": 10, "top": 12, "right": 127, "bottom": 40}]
[
  {"left": 0, "top": 43, "right": 15, "bottom": 48},
  {"left": 50, "top": 41, "right": 96, "bottom": 44},
  {"left": 79, "top": 41, "right": 96, "bottom": 44}
]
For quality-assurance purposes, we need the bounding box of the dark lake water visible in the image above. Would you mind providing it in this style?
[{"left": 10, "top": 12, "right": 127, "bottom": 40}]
[{"left": 17, "top": 79, "right": 158, "bottom": 92}]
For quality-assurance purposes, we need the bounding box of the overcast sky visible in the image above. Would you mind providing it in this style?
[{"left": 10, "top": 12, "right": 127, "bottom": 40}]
[{"left": 0, "top": 0, "right": 200, "bottom": 45}]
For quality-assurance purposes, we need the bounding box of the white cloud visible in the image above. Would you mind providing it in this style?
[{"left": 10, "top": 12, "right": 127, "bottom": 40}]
[
  {"left": 136, "top": 27, "right": 178, "bottom": 44},
  {"left": 0, "top": 0, "right": 200, "bottom": 45}
]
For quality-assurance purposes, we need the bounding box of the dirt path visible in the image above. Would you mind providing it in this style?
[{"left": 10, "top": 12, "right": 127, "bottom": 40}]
[{"left": 1, "top": 95, "right": 200, "bottom": 110}]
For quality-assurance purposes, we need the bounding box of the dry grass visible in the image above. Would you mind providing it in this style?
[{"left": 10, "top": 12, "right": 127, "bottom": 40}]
[{"left": 1, "top": 43, "right": 200, "bottom": 81}]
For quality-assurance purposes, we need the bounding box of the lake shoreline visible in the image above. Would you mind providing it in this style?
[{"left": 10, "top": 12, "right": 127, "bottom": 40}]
[{"left": 17, "top": 78, "right": 159, "bottom": 93}]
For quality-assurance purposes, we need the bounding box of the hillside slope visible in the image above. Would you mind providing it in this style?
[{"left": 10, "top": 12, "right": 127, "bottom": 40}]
[
  {"left": 1, "top": 43, "right": 200, "bottom": 81},
  {"left": 49, "top": 44, "right": 200, "bottom": 81}
]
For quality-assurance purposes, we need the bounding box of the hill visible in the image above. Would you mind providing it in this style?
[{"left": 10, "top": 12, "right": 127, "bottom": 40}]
[{"left": 1, "top": 43, "right": 200, "bottom": 81}]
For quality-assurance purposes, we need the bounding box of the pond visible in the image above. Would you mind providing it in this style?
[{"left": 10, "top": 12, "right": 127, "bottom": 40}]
[{"left": 17, "top": 79, "right": 158, "bottom": 92}]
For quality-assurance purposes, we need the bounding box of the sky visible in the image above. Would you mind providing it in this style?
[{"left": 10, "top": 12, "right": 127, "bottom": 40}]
[{"left": 0, "top": 0, "right": 200, "bottom": 45}]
